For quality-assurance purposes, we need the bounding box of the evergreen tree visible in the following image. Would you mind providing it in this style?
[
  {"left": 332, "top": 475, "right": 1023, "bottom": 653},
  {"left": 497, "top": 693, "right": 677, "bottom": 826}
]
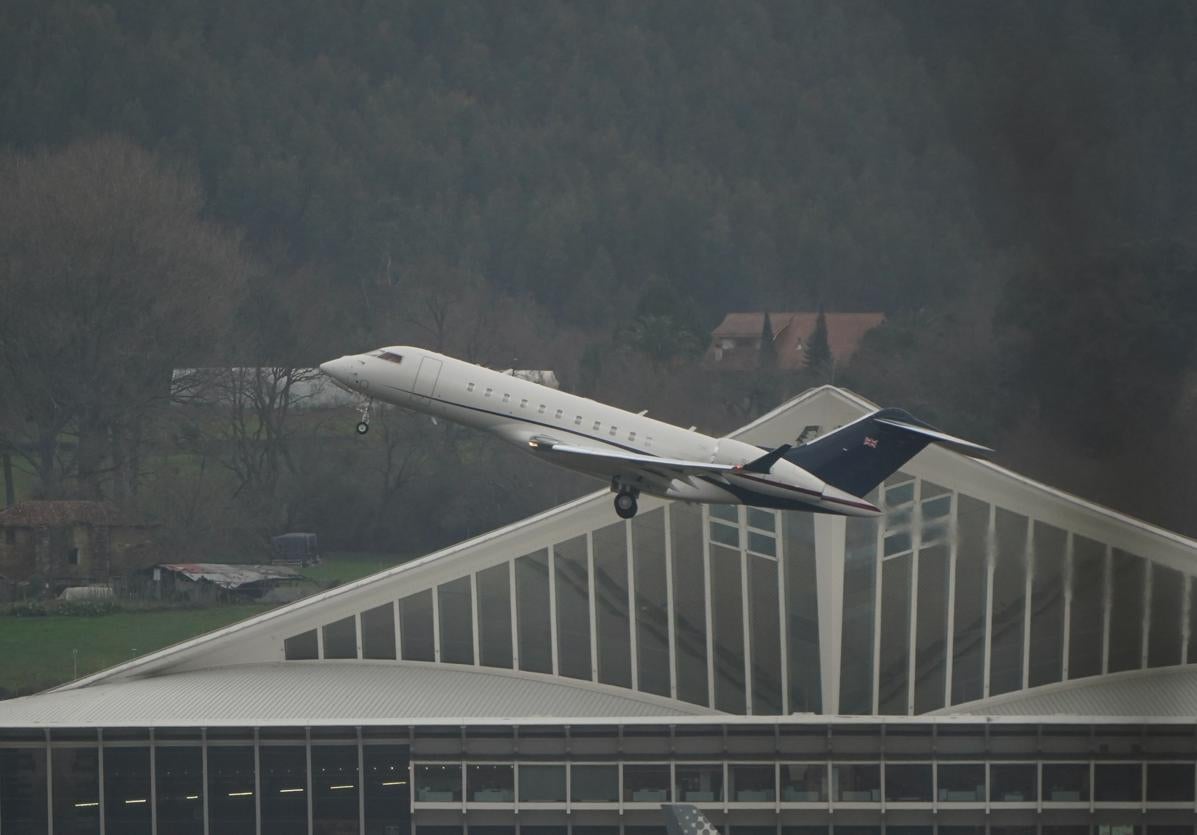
[
  {"left": 806, "top": 310, "right": 832, "bottom": 378},
  {"left": 758, "top": 313, "right": 777, "bottom": 370}
]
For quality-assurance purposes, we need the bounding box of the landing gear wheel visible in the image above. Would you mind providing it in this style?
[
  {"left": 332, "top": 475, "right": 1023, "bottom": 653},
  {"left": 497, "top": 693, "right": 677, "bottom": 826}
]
[
  {"left": 356, "top": 421, "right": 370, "bottom": 435},
  {"left": 614, "top": 491, "right": 638, "bottom": 519},
  {"left": 355, "top": 399, "right": 373, "bottom": 435}
]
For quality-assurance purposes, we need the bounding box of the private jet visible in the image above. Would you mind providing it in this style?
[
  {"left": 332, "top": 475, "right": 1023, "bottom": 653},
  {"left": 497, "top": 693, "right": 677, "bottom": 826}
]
[{"left": 320, "top": 346, "right": 989, "bottom": 519}]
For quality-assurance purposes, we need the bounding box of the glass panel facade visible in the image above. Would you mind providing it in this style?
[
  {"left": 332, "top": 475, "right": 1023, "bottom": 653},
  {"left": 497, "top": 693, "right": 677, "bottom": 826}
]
[
  {"left": 1094, "top": 763, "right": 1141, "bottom": 802},
  {"left": 784, "top": 511, "right": 820, "bottom": 714},
  {"left": 730, "top": 764, "right": 775, "bottom": 801},
  {"left": 104, "top": 746, "right": 151, "bottom": 835},
  {"left": 516, "top": 550, "right": 552, "bottom": 674},
  {"left": 364, "top": 744, "right": 409, "bottom": 835},
  {"left": 593, "top": 522, "right": 632, "bottom": 688},
  {"left": 477, "top": 563, "right": 513, "bottom": 668},
  {"left": 260, "top": 745, "right": 308, "bottom": 835},
  {"left": 519, "top": 764, "right": 566, "bottom": 802},
  {"left": 324, "top": 615, "right": 357, "bottom": 659},
  {"left": 914, "top": 543, "right": 949, "bottom": 713},
  {"left": 878, "top": 553, "right": 912, "bottom": 715},
  {"left": 554, "top": 535, "right": 592, "bottom": 681},
  {"left": 285, "top": 629, "right": 319, "bottom": 660},
  {"left": 207, "top": 745, "right": 256, "bottom": 835},
  {"left": 676, "top": 764, "right": 723, "bottom": 802},
  {"left": 1043, "top": 763, "right": 1089, "bottom": 801},
  {"left": 989, "top": 509, "right": 1028, "bottom": 696},
  {"left": 938, "top": 763, "right": 985, "bottom": 802},
  {"left": 833, "top": 763, "right": 880, "bottom": 801},
  {"left": 624, "top": 765, "right": 671, "bottom": 802},
  {"left": 748, "top": 553, "right": 782, "bottom": 714},
  {"left": 438, "top": 576, "right": 474, "bottom": 665},
  {"left": 885, "top": 763, "right": 932, "bottom": 802},
  {"left": 415, "top": 764, "right": 461, "bottom": 802},
  {"left": 1108, "top": 551, "right": 1146, "bottom": 673},
  {"left": 1029, "top": 522, "right": 1066, "bottom": 687},
  {"left": 399, "top": 589, "right": 435, "bottom": 662},
  {"left": 633, "top": 509, "right": 671, "bottom": 697},
  {"left": 841, "top": 496, "right": 879, "bottom": 714},
  {"left": 53, "top": 746, "right": 100, "bottom": 835},
  {"left": 952, "top": 495, "right": 989, "bottom": 705},
  {"left": 1, "top": 747, "right": 48, "bottom": 834},
  {"left": 361, "top": 602, "right": 397, "bottom": 660},
  {"left": 571, "top": 765, "right": 619, "bottom": 802},
  {"left": 711, "top": 544, "right": 746, "bottom": 713},
  {"left": 991, "top": 763, "right": 1036, "bottom": 801},
  {"left": 672, "top": 503, "right": 709, "bottom": 706},
  {"left": 1070, "top": 536, "right": 1106, "bottom": 679},
  {"left": 156, "top": 745, "right": 203, "bottom": 835},
  {"left": 1146, "top": 763, "right": 1194, "bottom": 801},
  {"left": 1148, "top": 564, "right": 1184, "bottom": 668},
  {"left": 468, "top": 764, "right": 514, "bottom": 802},
  {"left": 781, "top": 763, "right": 826, "bottom": 801},
  {"left": 313, "top": 745, "right": 359, "bottom": 833}
]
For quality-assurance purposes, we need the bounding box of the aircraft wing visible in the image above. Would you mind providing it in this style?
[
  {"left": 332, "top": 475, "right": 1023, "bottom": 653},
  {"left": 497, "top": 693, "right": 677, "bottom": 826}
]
[{"left": 527, "top": 437, "right": 735, "bottom": 481}]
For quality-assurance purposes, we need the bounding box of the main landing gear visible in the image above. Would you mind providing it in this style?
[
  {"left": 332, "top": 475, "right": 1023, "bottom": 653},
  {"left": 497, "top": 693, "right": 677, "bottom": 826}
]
[
  {"left": 613, "top": 483, "right": 640, "bottom": 519},
  {"left": 356, "top": 399, "right": 373, "bottom": 435}
]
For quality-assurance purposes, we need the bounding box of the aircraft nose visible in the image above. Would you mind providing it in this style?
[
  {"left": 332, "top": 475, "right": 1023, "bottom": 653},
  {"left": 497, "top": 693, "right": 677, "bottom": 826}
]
[{"left": 319, "top": 356, "right": 353, "bottom": 385}]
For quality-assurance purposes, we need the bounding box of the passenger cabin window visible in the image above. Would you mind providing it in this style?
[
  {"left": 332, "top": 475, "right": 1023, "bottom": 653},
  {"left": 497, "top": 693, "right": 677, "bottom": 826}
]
[
  {"left": 609, "top": 426, "right": 618, "bottom": 436},
  {"left": 593, "top": 420, "right": 602, "bottom": 431},
  {"left": 520, "top": 399, "right": 528, "bottom": 409},
  {"left": 502, "top": 393, "right": 510, "bottom": 403},
  {"left": 628, "top": 431, "right": 637, "bottom": 442},
  {"left": 574, "top": 415, "right": 583, "bottom": 426},
  {"left": 378, "top": 351, "right": 404, "bottom": 364},
  {"left": 555, "top": 408, "right": 564, "bottom": 419},
  {"left": 646, "top": 436, "right": 653, "bottom": 447},
  {"left": 467, "top": 382, "right": 476, "bottom": 392},
  {"left": 484, "top": 387, "right": 493, "bottom": 397},
  {"left": 538, "top": 404, "right": 547, "bottom": 415}
]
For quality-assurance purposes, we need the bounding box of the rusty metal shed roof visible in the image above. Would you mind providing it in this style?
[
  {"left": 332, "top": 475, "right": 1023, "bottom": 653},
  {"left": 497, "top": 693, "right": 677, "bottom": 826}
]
[{"left": 158, "top": 563, "right": 300, "bottom": 589}]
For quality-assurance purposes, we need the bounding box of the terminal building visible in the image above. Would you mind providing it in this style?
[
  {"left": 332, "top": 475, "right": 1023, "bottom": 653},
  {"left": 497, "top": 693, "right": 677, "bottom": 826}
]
[{"left": 2, "top": 386, "right": 1197, "bottom": 835}]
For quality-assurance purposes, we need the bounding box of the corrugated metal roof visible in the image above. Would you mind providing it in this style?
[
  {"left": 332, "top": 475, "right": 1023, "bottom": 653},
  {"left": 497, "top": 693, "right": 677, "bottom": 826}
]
[
  {"left": 0, "top": 662, "right": 716, "bottom": 726},
  {"left": 934, "top": 665, "right": 1197, "bottom": 718},
  {"left": 159, "top": 563, "right": 300, "bottom": 589}
]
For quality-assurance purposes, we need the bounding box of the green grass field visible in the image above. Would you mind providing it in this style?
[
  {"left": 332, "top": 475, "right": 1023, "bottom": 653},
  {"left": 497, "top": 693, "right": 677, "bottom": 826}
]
[
  {"left": 0, "top": 604, "right": 271, "bottom": 698},
  {"left": 301, "top": 551, "right": 413, "bottom": 586}
]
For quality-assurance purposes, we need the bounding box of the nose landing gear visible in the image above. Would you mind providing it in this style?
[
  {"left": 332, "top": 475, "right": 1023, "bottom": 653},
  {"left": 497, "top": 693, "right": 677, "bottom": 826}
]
[{"left": 356, "top": 399, "right": 373, "bottom": 435}]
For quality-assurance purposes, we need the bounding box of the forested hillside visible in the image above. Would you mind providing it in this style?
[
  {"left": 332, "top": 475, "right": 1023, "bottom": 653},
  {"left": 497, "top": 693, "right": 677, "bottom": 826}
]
[{"left": 2, "top": 0, "right": 1196, "bottom": 549}]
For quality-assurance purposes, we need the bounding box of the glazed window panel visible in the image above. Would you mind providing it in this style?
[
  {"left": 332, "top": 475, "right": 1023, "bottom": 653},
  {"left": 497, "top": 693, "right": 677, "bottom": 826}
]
[
  {"left": 313, "top": 745, "right": 359, "bottom": 832},
  {"left": 885, "top": 763, "right": 932, "bottom": 802},
  {"left": 414, "top": 764, "right": 462, "bottom": 802},
  {"left": 1108, "top": 550, "right": 1146, "bottom": 673},
  {"left": 784, "top": 511, "right": 821, "bottom": 713},
  {"left": 878, "top": 552, "right": 912, "bottom": 715},
  {"left": 990, "top": 763, "right": 1037, "bottom": 802},
  {"left": 438, "top": 576, "right": 474, "bottom": 665},
  {"left": 746, "top": 507, "right": 775, "bottom": 532},
  {"left": 1148, "top": 563, "right": 1184, "bottom": 668},
  {"left": 53, "top": 746, "right": 100, "bottom": 835},
  {"left": 1069, "top": 535, "right": 1106, "bottom": 678},
  {"left": 1146, "top": 763, "right": 1195, "bottom": 801},
  {"left": 571, "top": 765, "right": 619, "bottom": 802},
  {"left": 323, "top": 615, "right": 357, "bottom": 659},
  {"left": 989, "top": 509, "right": 1028, "bottom": 696},
  {"left": 516, "top": 550, "right": 552, "bottom": 674},
  {"left": 623, "top": 765, "right": 671, "bottom": 802},
  {"left": 364, "top": 745, "right": 410, "bottom": 833},
  {"left": 554, "top": 535, "right": 592, "bottom": 681},
  {"left": 913, "top": 543, "right": 949, "bottom": 713},
  {"left": 833, "top": 763, "right": 880, "bottom": 802},
  {"left": 468, "top": 764, "right": 514, "bottom": 802},
  {"left": 399, "top": 590, "right": 435, "bottom": 662},
  {"left": 477, "top": 563, "right": 513, "bottom": 668},
  {"left": 676, "top": 764, "right": 723, "bottom": 802},
  {"left": 1028, "top": 522, "right": 1066, "bottom": 687},
  {"left": 285, "top": 629, "right": 319, "bottom": 660},
  {"left": 207, "top": 746, "right": 256, "bottom": 835},
  {"left": 633, "top": 508, "right": 670, "bottom": 697},
  {"left": 710, "top": 521, "right": 740, "bottom": 549},
  {"left": 951, "top": 495, "right": 989, "bottom": 705},
  {"left": 711, "top": 544, "right": 747, "bottom": 713},
  {"left": 1094, "top": 763, "right": 1141, "bottom": 802},
  {"left": 519, "top": 764, "right": 566, "bottom": 802},
  {"left": 1042, "top": 763, "right": 1089, "bottom": 801},
  {"left": 780, "top": 763, "right": 827, "bottom": 802},
  {"left": 104, "top": 746, "right": 151, "bottom": 835},
  {"left": 730, "top": 764, "right": 776, "bottom": 801},
  {"left": 839, "top": 494, "right": 879, "bottom": 714},
  {"left": 155, "top": 746, "right": 202, "bottom": 835},
  {"left": 1, "top": 747, "right": 48, "bottom": 834},
  {"left": 361, "top": 602, "right": 397, "bottom": 660},
  {"left": 748, "top": 553, "right": 783, "bottom": 714},
  {"left": 747, "top": 530, "right": 776, "bottom": 556},
  {"left": 260, "top": 745, "right": 308, "bottom": 835},
  {"left": 593, "top": 521, "right": 632, "bottom": 688},
  {"left": 671, "top": 502, "right": 710, "bottom": 706},
  {"left": 938, "top": 763, "right": 985, "bottom": 802}
]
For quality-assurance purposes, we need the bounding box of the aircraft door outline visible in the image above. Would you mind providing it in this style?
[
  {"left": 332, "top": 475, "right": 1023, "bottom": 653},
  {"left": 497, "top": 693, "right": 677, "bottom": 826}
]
[{"left": 413, "top": 357, "right": 443, "bottom": 399}]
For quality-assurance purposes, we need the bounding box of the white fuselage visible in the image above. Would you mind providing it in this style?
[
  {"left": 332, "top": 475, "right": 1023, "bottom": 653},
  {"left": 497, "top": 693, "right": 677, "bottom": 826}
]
[{"left": 320, "top": 346, "right": 879, "bottom": 516}]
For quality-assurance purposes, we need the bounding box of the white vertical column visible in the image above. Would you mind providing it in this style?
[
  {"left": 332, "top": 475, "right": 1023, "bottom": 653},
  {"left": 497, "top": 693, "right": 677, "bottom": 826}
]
[
  {"left": 431, "top": 584, "right": 441, "bottom": 663},
  {"left": 1181, "top": 574, "right": 1192, "bottom": 665},
  {"left": 907, "top": 481, "right": 922, "bottom": 715},
  {"left": 871, "top": 510, "right": 884, "bottom": 715},
  {"left": 1061, "top": 533, "right": 1074, "bottom": 680},
  {"left": 664, "top": 505, "right": 678, "bottom": 700},
  {"left": 702, "top": 505, "right": 716, "bottom": 708},
  {"left": 392, "top": 599, "right": 402, "bottom": 662},
  {"left": 813, "top": 514, "right": 846, "bottom": 715},
  {"left": 626, "top": 520, "right": 639, "bottom": 691},
  {"left": 1101, "top": 546, "right": 1112, "bottom": 675},
  {"left": 470, "top": 573, "right": 480, "bottom": 666},
  {"left": 548, "top": 545, "right": 560, "bottom": 676},
  {"left": 943, "top": 492, "right": 959, "bottom": 707},
  {"left": 981, "top": 504, "right": 996, "bottom": 699},
  {"left": 1141, "top": 561, "right": 1153, "bottom": 669},
  {"left": 587, "top": 532, "right": 599, "bottom": 681},
  {"left": 741, "top": 545, "right": 752, "bottom": 714},
  {"left": 1022, "top": 521, "right": 1036, "bottom": 691},
  {"left": 509, "top": 560, "right": 520, "bottom": 669},
  {"left": 776, "top": 511, "right": 790, "bottom": 715}
]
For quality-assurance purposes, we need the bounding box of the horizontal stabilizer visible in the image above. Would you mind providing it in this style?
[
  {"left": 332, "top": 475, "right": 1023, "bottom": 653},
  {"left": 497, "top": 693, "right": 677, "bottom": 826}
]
[{"left": 874, "top": 418, "right": 993, "bottom": 458}]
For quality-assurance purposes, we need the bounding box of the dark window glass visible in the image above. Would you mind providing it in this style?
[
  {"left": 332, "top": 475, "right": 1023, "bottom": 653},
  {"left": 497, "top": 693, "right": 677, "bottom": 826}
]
[
  {"left": 1029, "top": 522, "right": 1066, "bottom": 687},
  {"left": 841, "top": 495, "right": 879, "bottom": 713},
  {"left": 1095, "top": 763, "right": 1141, "bottom": 802},
  {"left": 313, "top": 745, "right": 359, "bottom": 833},
  {"left": 1043, "top": 763, "right": 1089, "bottom": 801},
  {"left": 624, "top": 764, "right": 671, "bottom": 802},
  {"left": 780, "top": 763, "right": 826, "bottom": 801},
  {"left": 104, "top": 746, "right": 151, "bottom": 835},
  {"left": 885, "top": 763, "right": 932, "bottom": 802},
  {"left": 414, "top": 764, "right": 461, "bottom": 802},
  {"left": 833, "top": 763, "right": 880, "bottom": 802},
  {"left": 571, "top": 765, "right": 619, "bottom": 802},
  {"left": 467, "top": 764, "right": 513, "bottom": 802},
  {"left": 438, "top": 577, "right": 474, "bottom": 665},
  {"left": 729, "top": 764, "right": 775, "bottom": 801},
  {"left": 519, "top": 764, "right": 565, "bottom": 802},
  {"left": 593, "top": 522, "right": 632, "bottom": 687},
  {"left": 260, "top": 745, "right": 308, "bottom": 835},
  {"left": 516, "top": 550, "right": 552, "bottom": 673},
  {"left": 990, "top": 763, "right": 1037, "bottom": 802},
  {"left": 633, "top": 509, "right": 671, "bottom": 697},
  {"left": 1, "top": 747, "right": 48, "bottom": 834},
  {"left": 207, "top": 746, "right": 255, "bottom": 835},
  {"left": 749, "top": 553, "right": 782, "bottom": 714},
  {"left": 361, "top": 603, "right": 397, "bottom": 660},
  {"left": 575, "top": 828, "right": 620, "bottom": 835},
  {"left": 323, "top": 615, "right": 357, "bottom": 659},
  {"left": 878, "top": 553, "right": 911, "bottom": 715},
  {"left": 1190, "top": 580, "right": 1197, "bottom": 665},
  {"left": 989, "top": 509, "right": 1028, "bottom": 696},
  {"left": 784, "top": 512, "right": 821, "bottom": 713},
  {"left": 783, "top": 828, "right": 829, "bottom": 835},
  {"left": 711, "top": 503, "right": 738, "bottom": 523},
  {"left": 477, "top": 563, "right": 513, "bottom": 668},
  {"left": 672, "top": 503, "right": 709, "bottom": 706},
  {"left": 747, "top": 531, "right": 776, "bottom": 556},
  {"left": 53, "top": 746, "right": 100, "bottom": 835},
  {"left": 1148, "top": 564, "right": 1184, "bottom": 667},
  {"left": 1108, "top": 551, "right": 1146, "bottom": 673},
  {"left": 364, "top": 744, "right": 409, "bottom": 835},
  {"left": 711, "top": 544, "right": 746, "bottom": 713},
  {"left": 554, "top": 535, "right": 592, "bottom": 681},
  {"left": 419, "top": 827, "right": 462, "bottom": 835},
  {"left": 914, "top": 543, "right": 949, "bottom": 712},
  {"left": 1070, "top": 536, "right": 1106, "bottom": 678},
  {"left": 938, "top": 763, "right": 985, "bottom": 802},
  {"left": 521, "top": 828, "right": 564, "bottom": 835},
  {"left": 676, "top": 764, "right": 723, "bottom": 802},
  {"left": 711, "top": 520, "right": 739, "bottom": 548},
  {"left": 951, "top": 496, "right": 989, "bottom": 704},
  {"left": 285, "top": 629, "right": 319, "bottom": 660},
  {"left": 1147, "top": 762, "right": 1194, "bottom": 801},
  {"left": 888, "top": 828, "right": 931, "bottom": 835},
  {"left": 156, "top": 746, "right": 202, "bottom": 835},
  {"left": 400, "top": 589, "right": 435, "bottom": 661}
]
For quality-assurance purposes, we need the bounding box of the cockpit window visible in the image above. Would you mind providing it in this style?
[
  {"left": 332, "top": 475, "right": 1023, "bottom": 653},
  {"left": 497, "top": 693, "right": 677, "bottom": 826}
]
[{"left": 377, "top": 351, "right": 404, "bottom": 365}]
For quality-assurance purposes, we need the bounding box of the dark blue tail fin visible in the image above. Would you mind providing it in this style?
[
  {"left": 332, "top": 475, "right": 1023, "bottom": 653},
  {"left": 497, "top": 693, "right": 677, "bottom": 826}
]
[{"left": 784, "top": 408, "right": 990, "bottom": 497}]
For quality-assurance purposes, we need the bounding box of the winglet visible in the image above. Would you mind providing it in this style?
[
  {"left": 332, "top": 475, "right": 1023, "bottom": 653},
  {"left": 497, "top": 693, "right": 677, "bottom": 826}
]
[
  {"left": 662, "top": 804, "right": 718, "bottom": 835},
  {"left": 737, "top": 444, "right": 794, "bottom": 474}
]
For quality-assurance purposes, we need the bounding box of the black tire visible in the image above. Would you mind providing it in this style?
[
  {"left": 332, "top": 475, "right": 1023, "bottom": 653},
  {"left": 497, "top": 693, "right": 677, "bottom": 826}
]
[
  {"left": 614, "top": 492, "right": 638, "bottom": 519},
  {"left": 356, "top": 421, "right": 370, "bottom": 435}
]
